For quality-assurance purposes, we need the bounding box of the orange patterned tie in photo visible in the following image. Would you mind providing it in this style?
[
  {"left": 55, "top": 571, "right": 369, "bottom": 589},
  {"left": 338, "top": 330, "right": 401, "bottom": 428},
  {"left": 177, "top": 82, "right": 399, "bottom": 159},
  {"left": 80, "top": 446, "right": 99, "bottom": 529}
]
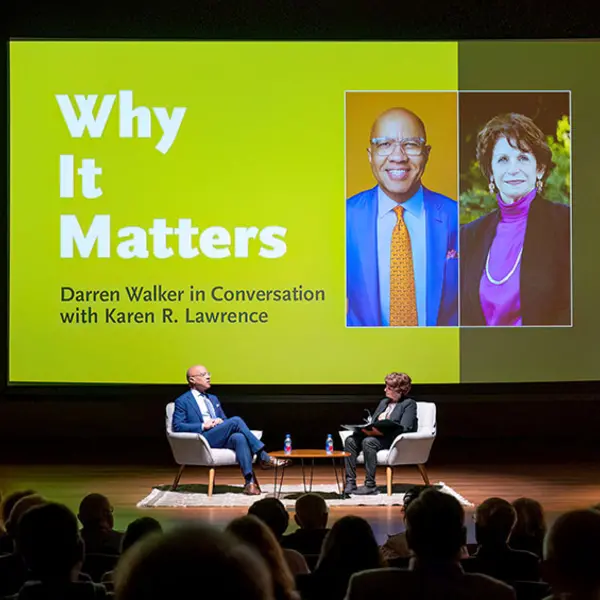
[{"left": 390, "top": 205, "right": 417, "bottom": 326}]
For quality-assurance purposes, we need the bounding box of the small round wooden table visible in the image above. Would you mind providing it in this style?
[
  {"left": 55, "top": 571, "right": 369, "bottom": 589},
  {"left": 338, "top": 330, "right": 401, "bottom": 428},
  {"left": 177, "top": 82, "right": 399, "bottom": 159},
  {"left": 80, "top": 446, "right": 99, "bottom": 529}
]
[{"left": 270, "top": 449, "right": 350, "bottom": 499}]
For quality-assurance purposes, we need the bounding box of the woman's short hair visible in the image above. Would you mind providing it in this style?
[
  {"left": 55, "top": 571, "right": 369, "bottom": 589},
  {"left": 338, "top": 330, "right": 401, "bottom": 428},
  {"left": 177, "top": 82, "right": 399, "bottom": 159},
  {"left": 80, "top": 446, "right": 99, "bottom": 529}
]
[
  {"left": 476, "top": 113, "right": 554, "bottom": 185},
  {"left": 385, "top": 372, "right": 412, "bottom": 396}
]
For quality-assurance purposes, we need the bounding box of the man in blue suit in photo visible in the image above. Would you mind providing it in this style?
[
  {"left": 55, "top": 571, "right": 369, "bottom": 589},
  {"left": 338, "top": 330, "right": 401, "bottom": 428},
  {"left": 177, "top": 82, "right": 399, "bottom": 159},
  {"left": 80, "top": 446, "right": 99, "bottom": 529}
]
[
  {"left": 172, "top": 365, "right": 291, "bottom": 495},
  {"left": 346, "top": 107, "right": 458, "bottom": 327}
]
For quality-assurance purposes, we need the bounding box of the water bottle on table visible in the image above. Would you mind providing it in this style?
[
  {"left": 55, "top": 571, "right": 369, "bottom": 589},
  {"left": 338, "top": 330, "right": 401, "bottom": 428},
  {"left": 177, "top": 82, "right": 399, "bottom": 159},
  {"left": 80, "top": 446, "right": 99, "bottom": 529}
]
[
  {"left": 284, "top": 434, "right": 292, "bottom": 455},
  {"left": 325, "top": 434, "right": 334, "bottom": 454}
]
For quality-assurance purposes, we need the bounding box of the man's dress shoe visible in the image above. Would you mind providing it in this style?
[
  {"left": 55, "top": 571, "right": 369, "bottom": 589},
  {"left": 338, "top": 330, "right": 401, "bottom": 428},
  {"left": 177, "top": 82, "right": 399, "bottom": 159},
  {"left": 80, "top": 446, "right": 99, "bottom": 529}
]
[
  {"left": 243, "top": 482, "right": 261, "bottom": 495},
  {"left": 259, "top": 456, "right": 292, "bottom": 469}
]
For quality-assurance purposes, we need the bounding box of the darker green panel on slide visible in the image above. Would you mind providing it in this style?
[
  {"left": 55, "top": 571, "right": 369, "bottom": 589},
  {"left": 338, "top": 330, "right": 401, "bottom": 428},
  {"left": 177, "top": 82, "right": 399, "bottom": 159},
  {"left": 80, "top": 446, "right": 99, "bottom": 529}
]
[{"left": 458, "top": 41, "right": 600, "bottom": 383}]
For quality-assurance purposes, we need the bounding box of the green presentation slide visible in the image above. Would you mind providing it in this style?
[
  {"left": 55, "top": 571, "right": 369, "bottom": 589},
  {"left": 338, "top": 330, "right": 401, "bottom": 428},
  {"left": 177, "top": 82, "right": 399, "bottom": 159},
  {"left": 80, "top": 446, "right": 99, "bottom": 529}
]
[{"left": 9, "top": 41, "right": 600, "bottom": 384}]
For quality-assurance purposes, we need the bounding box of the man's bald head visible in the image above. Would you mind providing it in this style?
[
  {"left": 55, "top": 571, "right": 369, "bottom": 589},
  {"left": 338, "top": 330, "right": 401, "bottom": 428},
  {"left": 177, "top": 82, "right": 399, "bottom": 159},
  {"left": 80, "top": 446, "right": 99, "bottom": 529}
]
[
  {"left": 187, "top": 365, "right": 211, "bottom": 391},
  {"left": 368, "top": 107, "right": 430, "bottom": 204},
  {"left": 370, "top": 108, "right": 427, "bottom": 143},
  {"left": 78, "top": 493, "right": 113, "bottom": 530}
]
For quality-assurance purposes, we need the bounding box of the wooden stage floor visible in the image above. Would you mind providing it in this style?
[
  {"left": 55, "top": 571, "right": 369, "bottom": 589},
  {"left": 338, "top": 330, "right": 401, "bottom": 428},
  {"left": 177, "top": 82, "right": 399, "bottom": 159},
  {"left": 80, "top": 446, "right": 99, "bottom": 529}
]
[{"left": 2, "top": 459, "right": 600, "bottom": 544}]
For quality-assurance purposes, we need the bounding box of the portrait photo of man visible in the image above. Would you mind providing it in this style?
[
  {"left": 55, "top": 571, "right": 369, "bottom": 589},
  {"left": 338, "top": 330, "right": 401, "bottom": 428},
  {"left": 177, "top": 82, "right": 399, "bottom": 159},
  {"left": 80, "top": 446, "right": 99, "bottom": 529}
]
[{"left": 346, "top": 92, "right": 459, "bottom": 327}]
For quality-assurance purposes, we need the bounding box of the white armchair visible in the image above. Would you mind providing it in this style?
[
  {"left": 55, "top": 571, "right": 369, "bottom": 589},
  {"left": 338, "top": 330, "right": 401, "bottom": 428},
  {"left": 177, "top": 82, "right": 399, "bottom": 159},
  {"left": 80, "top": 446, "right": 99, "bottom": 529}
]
[
  {"left": 339, "top": 402, "right": 437, "bottom": 496},
  {"left": 165, "top": 403, "right": 263, "bottom": 496}
]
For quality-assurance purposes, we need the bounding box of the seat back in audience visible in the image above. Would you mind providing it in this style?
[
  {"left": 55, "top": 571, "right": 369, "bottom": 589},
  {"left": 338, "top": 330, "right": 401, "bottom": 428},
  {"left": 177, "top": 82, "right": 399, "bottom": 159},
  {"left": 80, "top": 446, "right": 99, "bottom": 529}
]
[
  {"left": 82, "top": 553, "right": 119, "bottom": 582},
  {"left": 386, "top": 556, "right": 410, "bottom": 569},
  {"left": 303, "top": 554, "right": 319, "bottom": 571},
  {"left": 510, "top": 580, "right": 551, "bottom": 600}
]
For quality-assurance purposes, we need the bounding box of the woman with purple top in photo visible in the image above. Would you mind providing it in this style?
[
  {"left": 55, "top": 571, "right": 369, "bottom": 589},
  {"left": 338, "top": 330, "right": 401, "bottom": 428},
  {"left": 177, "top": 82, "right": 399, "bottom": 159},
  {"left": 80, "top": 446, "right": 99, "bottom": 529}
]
[{"left": 460, "top": 113, "right": 571, "bottom": 327}]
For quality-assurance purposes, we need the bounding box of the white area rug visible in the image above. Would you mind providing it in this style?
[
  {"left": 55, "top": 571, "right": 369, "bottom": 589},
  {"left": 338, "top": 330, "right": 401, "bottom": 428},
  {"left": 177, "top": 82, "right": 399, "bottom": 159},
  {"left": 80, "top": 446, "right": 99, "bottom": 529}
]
[{"left": 137, "top": 482, "right": 473, "bottom": 508}]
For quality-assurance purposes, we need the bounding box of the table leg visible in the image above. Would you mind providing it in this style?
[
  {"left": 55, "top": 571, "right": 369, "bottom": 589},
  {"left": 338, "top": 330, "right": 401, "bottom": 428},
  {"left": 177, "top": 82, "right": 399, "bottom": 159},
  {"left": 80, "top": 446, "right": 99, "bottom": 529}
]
[
  {"left": 273, "top": 462, "right": 287, "bottom": 499},
  {"left": 333, "top": 457, "right": 344, "bottom": 497},
  {"left": 278, "top": 463, "right": 286, "bottom": 498},
  {"left": 301, "top": 458, "right": 307, "bottom": 493},
  {"left": 309, "top": 459, "right": 315, "bottom": 492}
]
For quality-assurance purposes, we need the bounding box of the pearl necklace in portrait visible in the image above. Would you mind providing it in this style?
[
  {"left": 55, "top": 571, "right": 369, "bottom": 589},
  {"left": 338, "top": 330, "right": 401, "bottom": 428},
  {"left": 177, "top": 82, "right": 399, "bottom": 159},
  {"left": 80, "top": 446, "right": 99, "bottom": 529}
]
[{"left": 485, "top": 247, "right": 524, "bottom": 286}]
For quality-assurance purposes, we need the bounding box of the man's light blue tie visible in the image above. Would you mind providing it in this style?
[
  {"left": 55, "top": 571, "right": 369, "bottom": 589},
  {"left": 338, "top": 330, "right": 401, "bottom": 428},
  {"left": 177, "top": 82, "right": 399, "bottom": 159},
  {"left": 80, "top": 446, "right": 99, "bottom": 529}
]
[{"left": 204, "top": 394, "right": 217, "bottom": 419}]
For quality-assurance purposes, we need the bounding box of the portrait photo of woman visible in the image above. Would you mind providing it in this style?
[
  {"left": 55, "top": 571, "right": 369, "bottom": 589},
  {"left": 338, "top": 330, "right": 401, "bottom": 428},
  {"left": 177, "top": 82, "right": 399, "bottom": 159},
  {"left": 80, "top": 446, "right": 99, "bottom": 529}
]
[{"left": 459, "top": 94, "right": 571, "bottom": 327}]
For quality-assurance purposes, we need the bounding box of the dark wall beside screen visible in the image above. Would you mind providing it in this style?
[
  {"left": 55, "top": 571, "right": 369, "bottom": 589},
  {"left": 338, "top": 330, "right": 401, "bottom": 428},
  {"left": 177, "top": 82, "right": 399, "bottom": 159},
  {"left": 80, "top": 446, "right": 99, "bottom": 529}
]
[{"left": 459, "top": 41, "right": 600, "bottom": 383}]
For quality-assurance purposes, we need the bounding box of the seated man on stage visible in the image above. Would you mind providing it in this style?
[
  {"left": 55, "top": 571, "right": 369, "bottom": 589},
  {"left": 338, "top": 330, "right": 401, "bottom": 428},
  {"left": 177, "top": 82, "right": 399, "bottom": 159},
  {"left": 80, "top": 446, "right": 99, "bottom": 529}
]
[
  {"left": 173, "top": 365, "right": 291, "bottom": 496},
  {"left": 344, "top": 372, "right": 418, "bottom": 495}
]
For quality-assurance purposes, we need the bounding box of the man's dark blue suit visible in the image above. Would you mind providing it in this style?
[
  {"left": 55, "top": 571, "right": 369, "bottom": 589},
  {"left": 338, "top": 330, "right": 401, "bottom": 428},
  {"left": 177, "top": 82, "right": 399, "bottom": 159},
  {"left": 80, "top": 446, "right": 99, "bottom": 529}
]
[{"left": 172, "top": 390, "right": 265, "bottom": 480}]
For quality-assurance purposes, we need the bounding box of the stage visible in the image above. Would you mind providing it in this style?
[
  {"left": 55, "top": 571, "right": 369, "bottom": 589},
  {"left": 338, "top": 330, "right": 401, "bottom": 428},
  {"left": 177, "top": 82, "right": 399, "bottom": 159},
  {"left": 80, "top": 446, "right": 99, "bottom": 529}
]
[{"left": 2, "top": 452, "right": 599, "bottom": 544}]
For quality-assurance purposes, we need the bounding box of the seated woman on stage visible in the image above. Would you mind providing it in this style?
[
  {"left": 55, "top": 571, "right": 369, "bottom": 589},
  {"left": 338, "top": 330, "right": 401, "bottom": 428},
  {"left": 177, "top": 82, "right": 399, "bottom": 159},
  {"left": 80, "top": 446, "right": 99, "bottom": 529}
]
[{"left": 344, "top": 372, "right": 418, "bottom": 496}]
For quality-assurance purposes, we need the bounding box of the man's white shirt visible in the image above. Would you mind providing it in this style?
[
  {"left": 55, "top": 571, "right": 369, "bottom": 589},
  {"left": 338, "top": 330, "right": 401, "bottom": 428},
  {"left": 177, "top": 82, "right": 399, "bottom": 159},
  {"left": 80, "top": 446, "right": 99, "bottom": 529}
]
[{"left": 191, "top": 389, "right": 212, "bottom": 426}]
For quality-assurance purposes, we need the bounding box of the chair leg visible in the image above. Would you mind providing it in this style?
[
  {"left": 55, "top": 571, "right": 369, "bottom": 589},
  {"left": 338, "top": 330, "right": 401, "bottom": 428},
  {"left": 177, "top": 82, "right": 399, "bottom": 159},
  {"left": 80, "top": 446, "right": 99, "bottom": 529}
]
[
  {"left": 417, "top": 464, "right": 430, "bottom": 485},
  {"left": 172, "top": 465, "right": 185, "bottom": 491},
  {"left": 386, "top": 466, "right": 393, "bottom": 496},
  {"left": 253, "top": 471, "right": 261, "bottom": 493},
  {"left": 208, "top": 468, "right": 216, "bottom": 497}
]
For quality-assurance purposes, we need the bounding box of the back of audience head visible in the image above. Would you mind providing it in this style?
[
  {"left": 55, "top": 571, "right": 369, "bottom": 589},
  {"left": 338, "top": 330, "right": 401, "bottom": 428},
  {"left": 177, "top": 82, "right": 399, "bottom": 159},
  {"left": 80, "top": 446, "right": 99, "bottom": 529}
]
[
  {"left": 5, "top": 494, "right": 47, "bottom": 540},
  {"left": 248, "top": 497, "right": 289, "bottom": 539},
  {"left": 78, "top": 493, "right": 114, "bottom": 531},
  {"left": 294, "top": 493, "right": 328, "bottom": 530},
  {"left": 1, "top": 489, "right": 37, "bottom": 531},
  {"left": 543, "top": 508, "right": 600, "bottom": 595},
  {"left": 16, "top": 502, "right": 83, "bottom": 581},
  {"left": 475, "top": 497, "right": 516, "bottom": 547},
  {"left": 405, "top": 488, "right": 466, "bottom": 561},
  {"left": 510, "top": 497, "right": 546, "bottom": 539},
  {"left": 318, "top": 515, "right": 384, "bottom": 574},
  {"left": 121, "top": 517, "right": 162, "bottom": 554},
  {"left": 227, "top": 515, "right": 296, "bottom": 600},
  {"left": 115, "top": 522, "right": 273, "bottom": 600},
  {"left": 401, "top": 485, "right": 429, "bottom": 517}
]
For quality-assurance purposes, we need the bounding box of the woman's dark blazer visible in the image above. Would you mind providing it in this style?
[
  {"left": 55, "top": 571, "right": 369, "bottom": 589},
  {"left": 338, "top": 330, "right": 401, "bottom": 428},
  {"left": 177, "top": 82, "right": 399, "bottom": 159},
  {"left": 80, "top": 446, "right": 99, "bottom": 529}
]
[{"left": 460, "top": 198, "right": 571, "bottom": 326}]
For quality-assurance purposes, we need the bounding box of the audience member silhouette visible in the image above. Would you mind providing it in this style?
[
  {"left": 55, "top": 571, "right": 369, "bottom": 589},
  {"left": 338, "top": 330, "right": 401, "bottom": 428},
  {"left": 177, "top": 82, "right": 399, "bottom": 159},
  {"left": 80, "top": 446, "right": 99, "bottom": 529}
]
[
  {"left": 3, "top": 485, "right": 599, "bottom": 600},
  {"left": 114, "top": 523, "right": 274, "bottom": 600},
  {"left": 0, "top": 491, "right": 36, "bottom": 555},
  {"left": 0, "top": 495, "right": 49, "bottom": 597},
  {"left": 298, "top": 515, "right": 385, "bottom": 600},
  {"left": 346, "top": 489, "right": 516, "bottom": 600},
  {"left": 227, "top": 515, "right": 299, "bottom": 600},
  {"left": 509, "top": 497, "right": 546, "bottom": 558},
  {"left": 381, "top": 486, "right": 470, "bottom": 565},
  {"left": 281, "top": 494, "right": 330, "bottom": 557},
  {"left": 78, "top": 494, "right": 123, "bottom": 556},
  {"left": 248, "top": 498, "right": 309, "bottom": 575},
  {"left": 100, "top": 517, "right": 163, "bottom": 591},
  {"left": 381, "top": 485, "right": 426, "bottom": 562},
  {"left": 463, "top": 497, "right": 540, "bottom": 582},
  {"left": 11, "top": 502, "right": 107, "bottom": 599},
  {"left": 542, "top": 508, "right": 600, "bottom": 600}
]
